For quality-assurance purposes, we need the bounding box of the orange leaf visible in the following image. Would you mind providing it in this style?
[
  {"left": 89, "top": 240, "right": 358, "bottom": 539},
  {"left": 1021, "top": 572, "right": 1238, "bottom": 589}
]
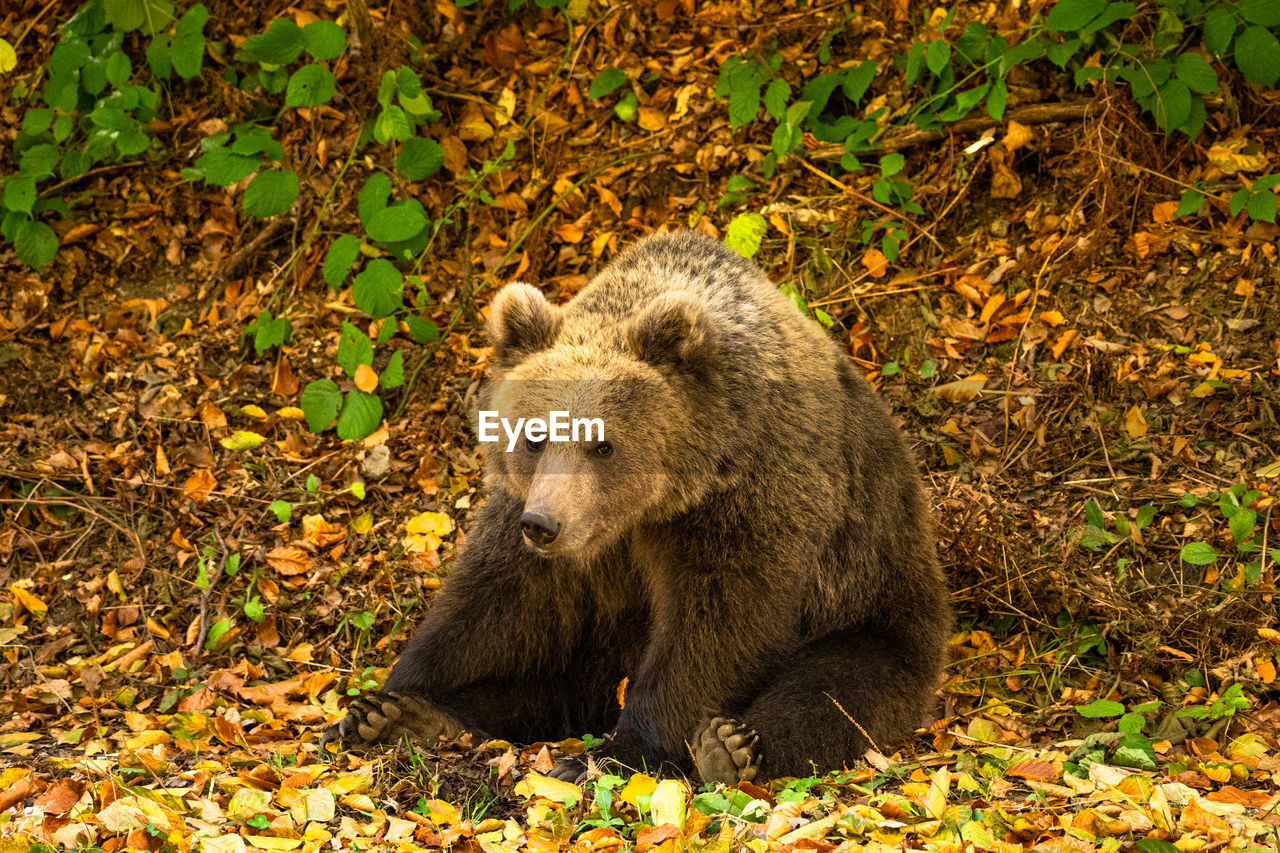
[
  {"left": 861, "top": 248, "right": 888, "bottom": 278},
  {"left": 1040, "top": 310, "right": 1065, "bottom": 327},
  {"left": 635, "top": 824, "right": 682, "bottom": 852},
  {"left": 266, "top": 546, "right": 313, "bottom": 576},
  {"left": 935, "top": 374, "right": 987, "bottom": 403},
  {"left": 184, "top": 468, "right": 217, "bottom": 503},
  {"left": 354, "top": 363, "right": 378, "bottom": 393}
]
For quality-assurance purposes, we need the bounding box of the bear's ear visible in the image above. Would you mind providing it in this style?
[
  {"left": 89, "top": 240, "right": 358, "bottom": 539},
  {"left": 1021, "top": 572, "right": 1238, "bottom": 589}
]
[
  {"left": 628, "top": 292, "right": 719, "bottom": 376},
  {"left": 487, "top": 283, "right": 561, "bottom": 360}
]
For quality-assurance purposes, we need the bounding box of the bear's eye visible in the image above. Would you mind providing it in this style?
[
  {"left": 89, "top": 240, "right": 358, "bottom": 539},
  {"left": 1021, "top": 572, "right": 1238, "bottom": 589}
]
[
  {"left": 594, "top": 441, "right": 613, "bottom": 457},
  {"left": 526, "top": 437, "right": 545, "bottom": 453}
]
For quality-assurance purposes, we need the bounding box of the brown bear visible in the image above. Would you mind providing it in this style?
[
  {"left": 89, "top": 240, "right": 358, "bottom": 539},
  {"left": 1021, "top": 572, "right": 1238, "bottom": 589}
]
[{"left": 322, "top": 231, "right": 951, "bottom": 783}]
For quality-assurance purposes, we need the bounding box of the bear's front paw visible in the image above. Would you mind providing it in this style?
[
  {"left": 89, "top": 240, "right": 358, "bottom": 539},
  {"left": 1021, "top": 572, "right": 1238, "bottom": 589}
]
[
  {"left": 694, "top": 717, "right": 760, "bottom": 785},
  {"left": 319, "top": 692, "right": 462, "bottom": 753}
]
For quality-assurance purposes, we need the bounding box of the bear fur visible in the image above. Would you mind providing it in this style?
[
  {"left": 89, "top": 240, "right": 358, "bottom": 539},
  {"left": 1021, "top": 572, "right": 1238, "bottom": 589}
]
[{"left": 323, "top": 231, "right": 951, "bottom": 782}]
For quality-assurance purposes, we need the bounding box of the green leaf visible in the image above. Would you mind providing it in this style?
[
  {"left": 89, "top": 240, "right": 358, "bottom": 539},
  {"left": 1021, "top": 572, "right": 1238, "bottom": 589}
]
[
  {"left": 323, "top": 234, "right": 361, "bottom": 288},
  {"left": 382, "top": 350, "right": 405, "bottom": 389},
  {"left": 303, "top": 20, "right": 347, "bottom": 60},
  {"left": 205, "top": 617, "right": 231, "bottom": 649},
  {"left": 374, "top": 105, "right": 414, "bottom": 143},
  {"left": 1176, "top": 187, "right": 1205, "bottom": 217},
  {"left": 352, "top": 259, "right": 404, "bottom": 318},
  {"left": 879, "top": 153, "right": 905, "bottom": 176},
  {"left": 926, "top": 39, "right": 951, "bottom": 75},
  {"left": 268, "top": 500, "right": 293, "bottom": 522},
  {"left": 300, "top": 379, "right": 342, "bottom": 432},
  {"left": 243, "top": 596, "right": 265, "bottom": 622},
  {"left": 195, "top": 149, "right": 261, "bottom": 187},
  {"left": 588, "top": 67, "right": 628, "bottom": 99},
  {"left": 1044, "top": 0, "right": 1106, "bottom": 31},
  {"left": 103, "top": 0, "right": 175, "bottom": 33},
  {"left": 1174, "top": 52, "right": 1217, "bottom": 94},
  {"left": 237, "top": 18, "right": 305, "bottom": 64},
  {"left": 405, "top": 315, "right": 440, "bottom": 344},
  {"left": 1179, "top": 541, "right": 1219, "bottom": 565},
  {"left": 1246, "top": 188, "right": 1278, "bottom": 222},
  {"left": 15, "top": 220, "right": 58, "bottom": 269},
  {"left": 1229, "top": 508, "right": 1257, "bottom": 544},
  {"left": 1118, "top": 712, "right": 1145, "bottom": 734},
  {"left": 242, "top": 169, "right": 299, "bottom": 217},
  {"left": 841, "top": 60, "right": 877, "bottom": 103},
  {"left": 1152, "top": 79, "right": 1191, "bottom": 133},
  {"left": 1235, "top": 25, "right": 1280, "bottom": 87},
  {"left": 337, "top": 390, "right": 384, "bottom": 441},
  {"left": 367, "top": 201, "right": 428, "bottom": 243},
  {"left": 1241, "top": 0, "right": 1280, "bottom": 26},
  {"left": 285, "top": 64, "right": 336, "bottom": 107},
  {"left": 1113, "top": 732, "right": 1157, "bottom": 770},
  {"left": 19, "top": 145, "right": 58, "bottom": 181},
  {"left": 1203, "top": 7, "right": 1237, "bottom": 56},
  {"left": 1135, "top": 504, "right": 1156, "bottom": 530},
  {"left": 336, "top": 321, "right": 374, "bottom": 374},
  {"left": 396, "top": 137, "right": 445, "bottom": 180},
  {"left": 358, "top": 173, "right": 392, "bottom": 227},
  {"left": 763, "top": 78, "right": 790, "bottom": 121},
  {"left": 724, "top": 212, "right": 767, "bottom": 258},
  {"left": 105, "top": 50, "right": 132, "bottom": 88},
  {"left": 1136, "top": 839, "right": 1182, "bottom": 853},
  {"left": 987, "top": 78, "right": 1008, "bottom": 120},
  {"left": 4, "top": 176, "right": 37, "bottom": 215},
  {"left": 1075, "top": 698, "right": 1125, "bottom": 718},
  {"left": 1230, "top": 188, "right": 1250, "bottom": 217}
]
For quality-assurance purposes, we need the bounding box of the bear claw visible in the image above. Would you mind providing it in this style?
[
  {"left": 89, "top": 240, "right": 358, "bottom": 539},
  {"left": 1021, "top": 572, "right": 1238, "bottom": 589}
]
[
  {"left": 694, "top": 716, "right": 761, "bottom": 785},
  {"left": 320, "top": 692, "right": 462, "bottom": 753}
]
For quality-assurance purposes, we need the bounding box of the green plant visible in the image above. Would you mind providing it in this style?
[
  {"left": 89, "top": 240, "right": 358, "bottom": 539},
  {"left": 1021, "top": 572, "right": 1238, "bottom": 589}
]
[
  {"left": 2, "top": 0, "right": 208, "bottom": 268},
  {"left": 1071, "top": 695, "right": 1163, "bottom": 770},
  {"left": 587, "top": 67, "right": 636, "bottom": 122}
]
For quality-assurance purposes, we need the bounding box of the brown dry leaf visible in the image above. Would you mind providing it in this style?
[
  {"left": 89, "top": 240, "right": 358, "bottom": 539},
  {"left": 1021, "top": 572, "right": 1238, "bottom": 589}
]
[
  {"left": 1051, "top": 329, "right": 1079, "bottom": 360},
  {"left": 354, "top": 363, "right": 378, "bottom": 393},
  {"left": 198, "top": 400, "right": 227, "bottom": 430},
  {"left": 1003, "top": 120, "right": 1033, "bottom": 152},
  {"left": 1152, "top": 200, "right": 1180, "bottom": 223},
  {"left": 272, "top": 356, "right": 299, "bottom": 396},
  {"left": 979, "top": 293, "right": 1006, "bottom": 325},
  {"left": 1207, "top": 137, "right": 1266, "bottom": 174},
  {"left": 441, "top": 136, "right": 468, "bottom": 173},
  {"left": 302, "top": 515, "right": 346, "bottom": 548},
  {"left": 554, "top": 222, "right": 585, "bottom": 243},
  {"left": 184, "top": 468, "right": 217, "bottom": 503},
  {"left": 935, "top": 374, "right": 987, "bottom": 403},
  {"left": 265, "top": 546, "right": 313, "bottom": 576},
  {"left": 989, "top": 146, "right": 1022, "bottom": 199}
]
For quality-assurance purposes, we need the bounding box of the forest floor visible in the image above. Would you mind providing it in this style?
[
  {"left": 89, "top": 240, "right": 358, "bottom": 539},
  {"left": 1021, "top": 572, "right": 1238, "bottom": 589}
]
[{"left": 0, "top": 0, "right": 1278, "bottom": 851}]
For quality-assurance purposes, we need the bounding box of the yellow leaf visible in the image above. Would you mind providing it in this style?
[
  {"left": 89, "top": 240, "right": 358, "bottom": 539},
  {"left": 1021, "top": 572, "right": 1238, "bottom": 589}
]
[
  {"left": 407, "top": 511, "right": 454, "bottom": 537},
  {"left": 220, "top": 431, "right": 267, "bottom": 451},
  {"left": 1191, "top": 381, "right": 1214, "bottom": 398},
  {"left": 240, "top": 404, "right": 268, "bottom": 420},
  {"left": 514, "top": 772, "right": 582, "bottom": 805},
  {"left": 350, "top": 512, "right": 373, "bottom": 534},
  {"left": 935, "top": 374, "right": 987, "bottom": 403},
  {"left": 9, "top": 585, "right": 47, "bottom": 619},
  {"left": 619, "top": 774, "right": 656, "bottom": 807},
  {"left": 1207, "top": 138, "right": 1266, "bottom": 174},
  {"left": 1124, "top": 406, "right": 1148, "bottom": 438},
  {"left": 1254, "top": 459, "right": 1280, "bottom": 478},
  {"left": 245, "top": 837, "right": 302, "bottom": 850},
  {"left": 1040, "top": 310, "right": 1066, "bottom": 327},
  {"left": 277, "top": 407, "right": 306, "bottom": 421},
  {"left": 649, "top": 779, "right": 689, "bottom": 830},
  {"left": 0, "top": 39, "right": 17, "bottom": 74},
  {"left": 928, "top": 765, "right": 950, "bottom": 818}
]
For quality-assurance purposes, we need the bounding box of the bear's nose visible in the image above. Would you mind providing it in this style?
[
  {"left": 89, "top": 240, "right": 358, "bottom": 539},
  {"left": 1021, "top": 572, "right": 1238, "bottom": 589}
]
[{"left": 520, "top": 512, "right": 560, "bottom": 547}]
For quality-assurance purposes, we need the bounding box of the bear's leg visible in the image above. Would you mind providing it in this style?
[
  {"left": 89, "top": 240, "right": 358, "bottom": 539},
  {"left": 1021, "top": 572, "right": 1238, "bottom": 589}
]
[{"left": 696, "top": 627, "right": 942, "bottom": 783}]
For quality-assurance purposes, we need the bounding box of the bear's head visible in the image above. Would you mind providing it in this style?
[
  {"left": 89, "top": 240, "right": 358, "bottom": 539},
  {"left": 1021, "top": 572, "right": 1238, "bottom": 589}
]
[{"left": 476, "top": 282, "right": 725, "bottom": 560}]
